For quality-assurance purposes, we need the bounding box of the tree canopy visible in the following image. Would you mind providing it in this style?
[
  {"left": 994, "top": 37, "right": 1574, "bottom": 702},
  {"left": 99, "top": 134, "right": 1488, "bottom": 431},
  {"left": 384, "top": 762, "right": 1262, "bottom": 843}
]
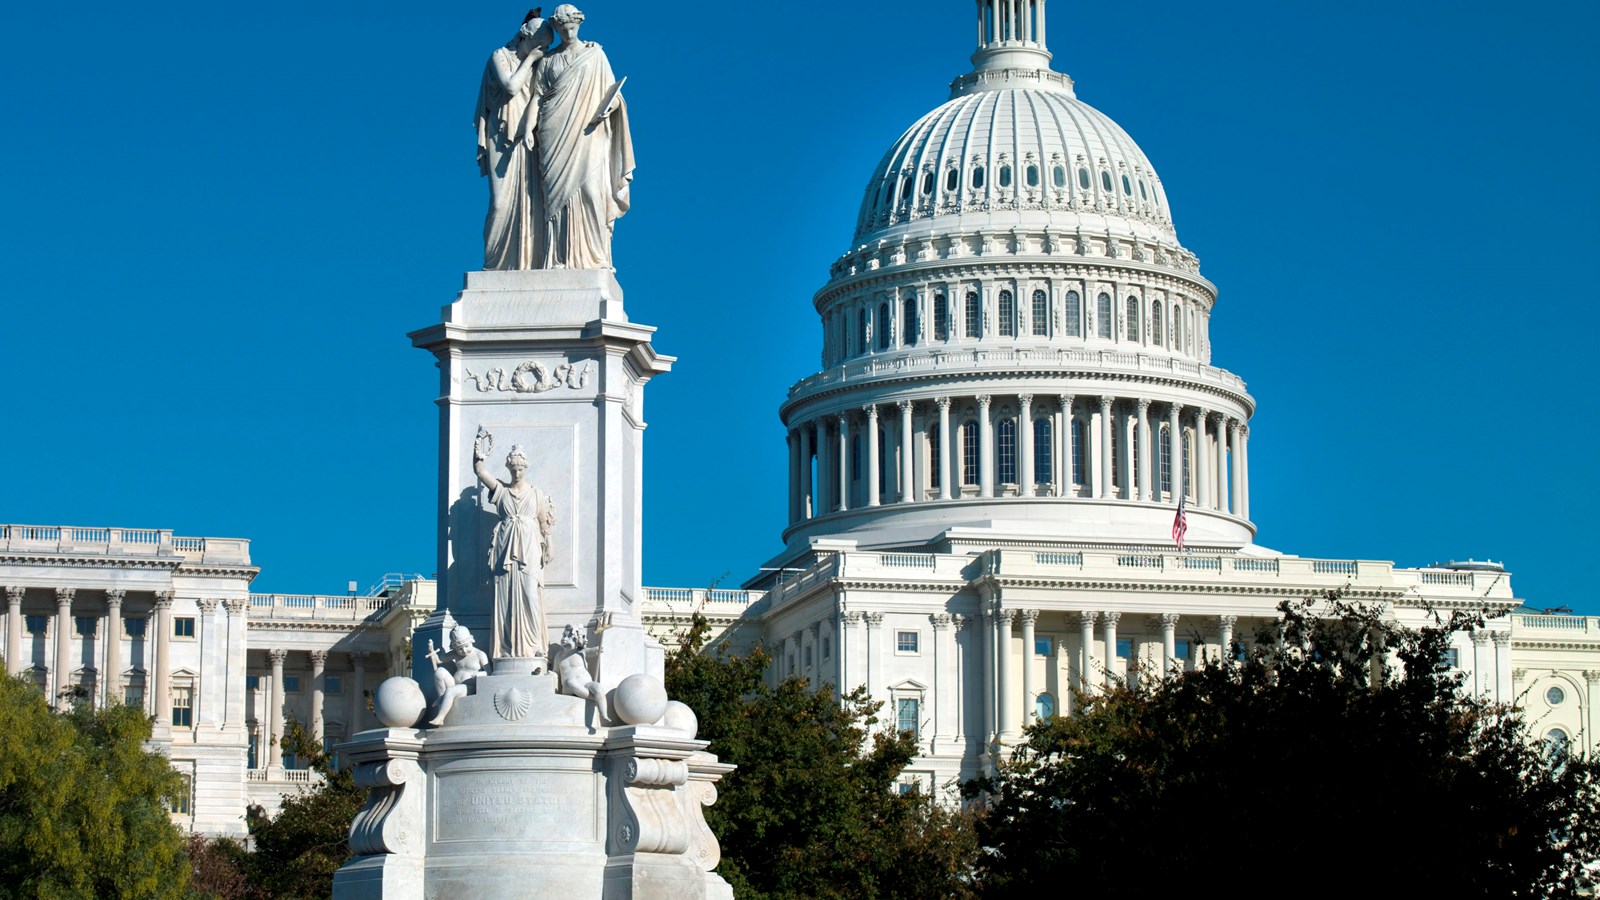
[
  {"left": 0, "top": 673, "right": 191, "bottom": 900},
  {"left": 973, "top": 596, "right": 1600, "bottom": 897},
  {"left": 665, "top": 614, "right": 978, "bottom": 899}
]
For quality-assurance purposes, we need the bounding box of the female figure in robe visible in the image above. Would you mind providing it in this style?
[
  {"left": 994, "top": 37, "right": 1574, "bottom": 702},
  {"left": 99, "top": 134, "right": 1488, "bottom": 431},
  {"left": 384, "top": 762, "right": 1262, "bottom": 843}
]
[
  {"left": 474, "top": 433, "right": 556, "bottom": 667},
  {"left": 476, "top": 12, "right": 552, "bottom": 270},
  {"left": 527, "top": 5, "right": 635, "bottom": 270}
]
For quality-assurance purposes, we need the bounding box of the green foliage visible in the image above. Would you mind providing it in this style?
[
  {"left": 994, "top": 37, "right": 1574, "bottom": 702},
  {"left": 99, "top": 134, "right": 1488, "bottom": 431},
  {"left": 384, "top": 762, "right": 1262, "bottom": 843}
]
[
  {"left": 973, "top": 595, "right": 1600, "bottom": 897},
  {"left": 237, "top": 718, "right": 365, "bottom": 900},
  {"left": 0, "top": 672, "right": 191, "bottom": 899},
  {"left": 665, "top": 614, "right": 978, "bottom": 899}
]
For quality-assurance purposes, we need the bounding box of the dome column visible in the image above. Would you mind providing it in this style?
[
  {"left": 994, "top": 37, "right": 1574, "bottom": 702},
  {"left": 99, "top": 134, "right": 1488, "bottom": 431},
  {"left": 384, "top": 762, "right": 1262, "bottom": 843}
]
[
  {"left": 1057, "top": 395, "right": 1074, "bottom": 496},
  {"left": 865, "top": 405, "right": 881, "bottom": 507},
  {"left": 1097, "top": 396, "right": 1113, "bottom": 499},
  {"left": 1215, "top": 416, "right": 1230, "bottom": 513},
  {"left": 1228, "top": 420, "right": 1243, "bottom": 516},
  {"left": 799, "top": 425, "right": 814, "bottom": 519},
  {"left": 1195, "top": 408, "right": 1212, "bottom": 509},
  {"left": 898, "top": 401, "right": 916, "bottom": 503},
  {"left": 787, "top": 430, "right": 801, "bottom": 524},
  {"left": 1019, "top": 395, "right": 1035, "bottom": 497},
  {"left": 936, "top": 398, "right": 953, "bottom": 500},
  {"left": 836, "top": 414, "right": 851, "bottom": 513},
  {"left": 1136, "top": 399, "right": 1153, "bottom": 502},
  {"left": 1168, "top": 404, "right": 1184, "bottom": 505},
  {"left": 1239, "top": 425, "right": 1251, "bottom": 520},
  {"left": 978, "top": 395, "right": 995, "bottom": 498}
]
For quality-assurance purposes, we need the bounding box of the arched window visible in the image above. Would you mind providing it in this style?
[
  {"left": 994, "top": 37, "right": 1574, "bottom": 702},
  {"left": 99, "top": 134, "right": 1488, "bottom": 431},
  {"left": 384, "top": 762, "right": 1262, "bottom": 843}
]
[
  {"left": 1053, "top": 165, "right": 1067, "bottom": 188},
  {"left": 921, "top": 171, "right": 935, "bottom": 195},
  {"left": 1026, "top": 164, "right": 1040, "bottom": 187},
  {"left": 929, "top": 422, "right": 941, "bottom": 490},
  {"left": 1122, "top": 174, "right": 1133, "bottom": 195},
  {"left": 997, "top": 418, "right": 1018, "bottom": 484},
  {"left": 933, "top": 293, "right": 950, "bottom": 341},
  {"left": 1078, "top": 167, "right": 1091, "bottom": 190},
  {"left": 1101, "top": 170, "right": 1114, "bottom": 192},
  {"left": 877, "top": 303, "right": 891, "bottom": 350},
  {"left": 961, "top": 420, "right": 979, "bottom": 485},
  {"left": 902, "top": 296, "right": 917, "bottom": 346},
  {"left": 999, "top": 165, "right": 1013, "bottom": 188},
  {"left": 998, "top": 290, "right": 1016, "bottom": 337},
  {"left": 1125, "top": 296, "right": 1140, "bottom": 341},
  {"left": 1097, "top": 293, "right": 1113, "bottom": 339},
  {"left": 965, "top": 291, "right": 981, "bottom": 338},
  {"left": 971, "top": 165, "right": 986, "bottom": 189},
  {"left": 1034, "top": 417, "right": 1052, "bottom": 487},
  {"left": 858, "top": 308, "right": 869, "bottom": 353},
  {"left": 898, "top": 175, "right": 912, "bottom": 204},
  {"left": 1071, "top": 418, "right": 1086, "bottom": 486},
  {"left": 1152, "top": 300, "right": 1163, "bottom": 345},
  {"left": 1172, "top": 302, "right": 1183, "bottom": 350},
  {"left": 1035, "top": 692, "right": 1056, "bottom": 720},
  {"left": 1159, "top": 423, "right": 1172, "bottom": 496},
  {"left": 1183, "top": 429, "right": 1193, "bottom": 499},
  {"left": 1032, "top": 290, "right": 1049, "bottom": 336},
  {"left": 945, "top": 168, "right": 960, "bottom": 192},
  {"left": 1066, "top": 290, "right": 1082, "bottom": 337}
]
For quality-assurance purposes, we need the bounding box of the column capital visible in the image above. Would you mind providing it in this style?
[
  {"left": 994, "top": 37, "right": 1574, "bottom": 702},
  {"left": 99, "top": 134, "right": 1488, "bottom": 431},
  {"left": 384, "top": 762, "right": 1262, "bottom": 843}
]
[
  {"left": 268, "top": 648, "right": 289, "bottom": 664},
  {"left": 931, "top": 613, "right": 952, "bottom": 631},
  {"left": 1584, "top": 670, "right": 1600, "bottom": 685},
  {"left": 1218, "top": 614, "right": 1238, "bottom": 628},
  {"left": 309, "top": 650, "right": 329, "bottom": 666},
  {"left": 863, "top": 404, "right": 879, "bottom": 421},
  {"left": 935, "top": 396, "right": 951, "bottom": 411},
  {"left": 951, "top": 613, "right": 969, "bottom": 631},
  {"left": 1135, "top": 397, "right": 1151, "bottom": 413},
  {"left": 224, "top": 598, "right": 248, "bottom": 616},
  {"left": 1227, "top": 419, "right": 1241, "bottom": 437},
  {"left": 4, "top": 587, "right": 22, "bottom": 606},
  {"left": 1018, "top": 393, "right": 1033, "bottom": 407},
  {"left": 841, "top": 611, "right": 863, "bottom": 627},
  {"left": 1159, "top": 613, "right": 1180, "bottom": 628},
  {"left": 1196, "top": 406, "right": 1210, "bottom": 420},
  {"left": 836, "top": 412, "right": 849, "bottom": 427},
  {"left": 1102, "top": 611, "right": 1122, "bottom": 627},
  {"left": 1490, "top": 631, "right": 1510, "bottom": 647},
  {"left": 197, "top": 598, "right": 220, "bottom": 614},
  {"left": 896, "top": 399, "right": 912, "bottom": 413},
  {"left": 808, "top": 622, "right": 821, "bottom": 637},
  {"left": 351, "top": 650, "right": 371, "bottom": 664},
  {"left": 1098, "top": 395, "right": 1113, "bottom": 411},
  {"left": 1469, "top": 630, "right": 1489, "bottom": 646},
  {"left": 105, "top": 589, "right": 126, "bottom": 608},
  {"left": 865, "top": 612, "right": 885, "bottom": 628},
  {"left": 1512, "top": 668, "right": 1527, "bottom": 681},
  {"left": 1240, "top": 424, "right": 1250, "bottom": 438},
  {"left": 153, "top": 591, "right": 175, "bottom": 610},
  {"left": 997, "top": 609, "right": 1017, "bottom": 626},
  {"left": 1019, "top": 609, "right": 1040, "bottom": 625},
  {"left": 55, "top": 587, "right": 75, "bottom": 605},
  {"left": 1058, "top": 393, "right": 1074, "bottom": 411},
  {"left": 976, "top": 394, "right": 992, "bottom": 409},
  {"left": 1078, "top": 610, "right": 1098, "bottom": 627}
]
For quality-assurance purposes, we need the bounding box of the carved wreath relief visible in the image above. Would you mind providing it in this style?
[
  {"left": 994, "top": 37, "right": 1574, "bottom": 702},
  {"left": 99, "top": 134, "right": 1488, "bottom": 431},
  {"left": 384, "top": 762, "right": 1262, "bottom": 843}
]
[{"left": 465, "top": 360, "right": 593, "bottom": 394}]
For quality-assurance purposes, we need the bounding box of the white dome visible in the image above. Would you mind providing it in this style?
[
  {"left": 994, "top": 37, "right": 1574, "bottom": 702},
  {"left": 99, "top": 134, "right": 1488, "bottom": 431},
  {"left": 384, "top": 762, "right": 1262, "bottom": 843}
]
[{"left": 853, "top": 80, "right": 1177, "bottom": 247}]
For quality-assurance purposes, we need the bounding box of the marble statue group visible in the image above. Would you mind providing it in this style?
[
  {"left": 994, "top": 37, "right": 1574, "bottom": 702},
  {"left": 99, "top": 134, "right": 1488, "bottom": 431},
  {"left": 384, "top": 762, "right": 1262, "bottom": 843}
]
[{"left": 477, "top": 5, "right": 634, "bottom": 271}]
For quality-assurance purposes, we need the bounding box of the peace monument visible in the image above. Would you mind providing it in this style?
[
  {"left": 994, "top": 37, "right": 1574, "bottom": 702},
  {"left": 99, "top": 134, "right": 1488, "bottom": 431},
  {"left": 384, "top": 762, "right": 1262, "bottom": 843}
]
[{"left": 331, "top": 8, "right": 734, "bottom": 897}]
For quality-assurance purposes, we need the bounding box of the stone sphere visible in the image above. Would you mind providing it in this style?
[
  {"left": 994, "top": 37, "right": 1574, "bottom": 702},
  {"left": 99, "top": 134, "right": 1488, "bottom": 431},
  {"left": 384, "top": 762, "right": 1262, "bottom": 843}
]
[
  {"left": 373, "top": 677, "right": 426, "bottom": 728},
  {"left": 662, "top": 700, "right": 698, "bottom": 738},
  {"left": 613, "top": 674, "right": 669, "bottom": 726}
]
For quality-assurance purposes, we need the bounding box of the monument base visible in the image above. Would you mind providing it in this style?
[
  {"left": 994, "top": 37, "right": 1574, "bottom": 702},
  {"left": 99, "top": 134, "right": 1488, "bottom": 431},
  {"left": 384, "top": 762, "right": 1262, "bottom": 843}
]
[{"left": 333, "top": 668, "right": 733, "bottom": 900}]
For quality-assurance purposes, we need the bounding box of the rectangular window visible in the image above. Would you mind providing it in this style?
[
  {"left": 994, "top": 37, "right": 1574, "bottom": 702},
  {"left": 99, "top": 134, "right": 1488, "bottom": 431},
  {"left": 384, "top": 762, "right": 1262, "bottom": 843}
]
[
  {"left": 246, "top": 674, "right": 260, "bottom": 691},
  {"left": 897, "top": 782, "right": 916, "bottom": 797},
  {"left": 961, "top": 422, "right": 979, "bottom": 486},
  {"left": 1116, "top": 638, "right": 1133, "bottom": 659},
  {"left": 1071, "top": 419, "right": 1086, "bottom": 486},
  {"left": 248, "top": 733, "right": 259, "bottom": 770},
  {"left": 1111, "top": 422, "right": 1123, "bottom": 491},
  {"left": 1032, "top": 290, "right": 1049, "bottom": 336},
  {"left": 1034, "top": 419, "right": 1052, "bottom": 486},
  {"left": 1035, "top": 636, "right": 1053, "bottom": 656},
  {"left": 124, "top": 684, "right": 145, "bottom": 707},
  {"left": 929, "top": 423, "right": 941, "bottom": 490},
  {"left": 803, "top": 646, "right": 813, "bottom": 668},
  {"left": 999, "top": 291, "right": 1016, "bottom": 337},
  {"left": 1444, "top": 648, "right": 1460, "bottom": 668},
  {"left": 1097, "top": 293, "right": 1114, "bottom": 339},
  {"left": 169, "top": 774, "right": 192, "bottom": 816},
  {"left": 283, "top": 675, "right": 302, "bottom": 693},
  {"left": 997, "top": 419, "right": 1017, "bottom": 484},
  {"left": 173, "top": 617, "right": 195, "bottom": 638},
  {"left": 325, "top": 674, "right": 343, "bottom": 695},
  {"left": 282, "top": 745, "right": 301, "bottom": 770},
  {"left": 74, "top": 616, "right": 97, "bottom": 636},
  {"left": 1066, "top": 291, "right": 1082, "bottom": 337},
  {"left": 1174, "top": 639, "right": 1191, "bottom": 661},
  {"left": 171, "top": 686, "right": 193, "bottom": 728},
  {"left": 822, "top": 636, "right": 831, "bottom": 659},
  {"left": 896, "top": 631, "right": 920, "bottom": 654},
  {"left": 786, "top": 655, "right": 795, "bottom": 675},
  {"left": 964, "top": 292, "right": 981, "bottom": 338},
  {"left": 124, "top": 617, "right": 147, "bottom": 637},
  {"left": 25, "top": 615, "right": 47, "bottom": 636},
  {"left": 897, "top": 698, "right": 920, "bottom": 738}
]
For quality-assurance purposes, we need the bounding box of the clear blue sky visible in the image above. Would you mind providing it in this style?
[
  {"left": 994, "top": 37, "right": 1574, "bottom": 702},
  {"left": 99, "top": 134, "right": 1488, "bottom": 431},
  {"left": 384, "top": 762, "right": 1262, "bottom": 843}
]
[{"left": 2, "top": 2, "right": 1596, "bottom": 609}]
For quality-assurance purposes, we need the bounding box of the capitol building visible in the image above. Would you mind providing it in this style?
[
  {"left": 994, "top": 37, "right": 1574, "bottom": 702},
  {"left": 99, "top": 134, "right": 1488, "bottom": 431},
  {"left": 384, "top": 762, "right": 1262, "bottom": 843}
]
[{"left": 2, "top": 1, "right": 1594, "bottom": 833}]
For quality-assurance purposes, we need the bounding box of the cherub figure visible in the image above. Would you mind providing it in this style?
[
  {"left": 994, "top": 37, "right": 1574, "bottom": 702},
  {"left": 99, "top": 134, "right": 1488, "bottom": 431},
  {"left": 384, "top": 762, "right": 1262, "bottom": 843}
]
[
  {"left": 428, "top": 625, "right": 490, "bottom": 726},
  {"left": 555, "top": 624, "right": 607, "bottom": 723}
]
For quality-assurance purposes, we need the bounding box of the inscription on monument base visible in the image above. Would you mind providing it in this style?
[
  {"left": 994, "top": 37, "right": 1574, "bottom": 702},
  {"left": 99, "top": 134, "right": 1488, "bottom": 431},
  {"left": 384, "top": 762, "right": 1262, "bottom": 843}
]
[{"left": 434, "top": 770, "right": 598, "bottom": 844}]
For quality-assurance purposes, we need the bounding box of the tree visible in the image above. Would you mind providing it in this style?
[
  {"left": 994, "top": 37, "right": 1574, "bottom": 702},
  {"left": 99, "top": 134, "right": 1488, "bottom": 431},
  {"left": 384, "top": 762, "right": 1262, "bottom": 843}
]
[
  {"left": 973, "top": 595, "right": 1600, "bottom": 897},
  {"left": 665, "top": 614, "right": 978, "bottom": 899},
  {"left": 0, "top": 673, "right": 191, "bottom": 899},
  {"left": 237, "top": 719, "right": 365, "bottom": 900}
]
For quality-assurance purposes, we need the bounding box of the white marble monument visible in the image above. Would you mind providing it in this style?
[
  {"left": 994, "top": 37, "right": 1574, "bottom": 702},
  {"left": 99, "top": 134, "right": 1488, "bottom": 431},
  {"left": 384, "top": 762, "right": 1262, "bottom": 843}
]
[{"left": 332, "top": 9, "right": 732, "bottom": 898}]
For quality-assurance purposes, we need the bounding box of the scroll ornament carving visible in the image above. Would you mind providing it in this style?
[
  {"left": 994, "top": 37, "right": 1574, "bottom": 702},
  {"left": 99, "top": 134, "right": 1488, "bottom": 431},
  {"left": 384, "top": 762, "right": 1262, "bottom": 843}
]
[
  {"left": 613, "top": 754, "right": 691, "bottom": 856},
  {"left": 465, "top": 360, "right": 593, "bottom": 394},
  {"left": 347, "top": 759, "right": 425, "bottom": 858}
]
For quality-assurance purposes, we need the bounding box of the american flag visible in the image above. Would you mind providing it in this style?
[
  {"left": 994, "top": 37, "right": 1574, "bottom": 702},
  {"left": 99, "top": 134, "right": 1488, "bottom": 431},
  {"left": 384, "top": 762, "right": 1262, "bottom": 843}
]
[{"left": 1172, "top": 495, "right": 1188, "bottom": 552}]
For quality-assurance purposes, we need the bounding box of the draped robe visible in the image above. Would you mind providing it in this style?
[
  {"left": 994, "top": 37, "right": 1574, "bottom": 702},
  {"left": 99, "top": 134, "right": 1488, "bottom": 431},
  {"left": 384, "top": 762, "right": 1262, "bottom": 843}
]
[
  {"left": 485, "top": 481, "right": 554, "bottom": 662},
  {"left": 528, "top": 41, "right": 635, "bottom": 270},
  {"left": 476, "top": 46, "right": 541, "bottom": 270}
]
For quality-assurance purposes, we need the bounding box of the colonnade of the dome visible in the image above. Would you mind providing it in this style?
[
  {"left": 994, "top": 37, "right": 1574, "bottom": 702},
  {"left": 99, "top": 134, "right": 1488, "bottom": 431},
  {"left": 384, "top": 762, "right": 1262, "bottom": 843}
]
[{"left": 784, "top": 391, "right": 1250, "bottom": 532}]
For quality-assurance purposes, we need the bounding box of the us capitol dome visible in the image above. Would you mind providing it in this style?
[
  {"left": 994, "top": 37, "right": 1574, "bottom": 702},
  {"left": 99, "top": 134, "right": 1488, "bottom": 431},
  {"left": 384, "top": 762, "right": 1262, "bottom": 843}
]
[{"left": 773, "top": 0, "right": 1255, "bottom": 562}]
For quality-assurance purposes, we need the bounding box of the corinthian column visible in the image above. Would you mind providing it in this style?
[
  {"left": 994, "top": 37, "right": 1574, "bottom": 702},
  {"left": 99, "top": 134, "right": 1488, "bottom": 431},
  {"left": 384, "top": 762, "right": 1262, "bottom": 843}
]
[
  {"left": 1098, "top": 396, "right": 1114, "bottom": 499},
  {"left": 1078, "top": 611, "right": 1097, "bottom": 693},
  {"left": 996, "top": 609, "right": 1016, "bottom": 741},
  {"left": 1228, "top": 420, "right": 1243, "bottom": 515},
  {"left": 1019, "top": 610, "right": 1038, "bottom": 723},
  {"left": 836, "top": 414, "right": 850, "bottom": 512},
  {"left": 931, "top": 614, "right": 952, "bottom": 750},
  {"left": 1239, "top": 424, "right": 1251, "bottom": 520},
  {"left": 153, "top": 592, "right": 174, "bottom": 731},
  {"left": 1196, "top": 409, "right": 1212, "bottom": 509},
  {"left": 978, "top": 395, "right": 994, "bottom": 498},
  {"left": 1101, "top": 611, "right": 1121, "bottom": 689},
  {"left": 1135, "top": 398, "right": 1152, "bottom": 501},
  {"left": 1160, "top": 613, "right": 1180, "bottom": 674},
  {"left": 1169, "top": 404, "right": 1184, "bottom": 503},
  {"left": 800, "top": 425, "right": 814, "bottom": 519},
  {"left": 899, "top": 400, "right": 916, "bottom": 503},
  {"left": 865, "top": 406, "right": 881, "bottom": 507},
  {"left": 1057, "top": 394, "right": 1074, "bottom": 496},
  {"left": 936, "top": 397, "right": 953, "bottom": 500},
  {"left": 54, "top": 588, "right": 75, "bottom": 707},
  {"left": 1019, "top": 395, "right": 1035, "bottom": 496},
  {"left": 267, "top": 648, "right": 287, "bottom": 774},
  {"left": 103, "top": 590, "right": 124, "bottom": 706},
  {"left": 5, "top": 587, "right": 21, "bottom": 676}
]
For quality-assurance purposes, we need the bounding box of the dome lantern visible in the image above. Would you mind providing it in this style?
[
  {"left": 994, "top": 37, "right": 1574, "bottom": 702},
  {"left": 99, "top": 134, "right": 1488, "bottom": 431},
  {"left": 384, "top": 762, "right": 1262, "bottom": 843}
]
[{"left": 960, "top": 0, "right": 1067, "bottom": 97}]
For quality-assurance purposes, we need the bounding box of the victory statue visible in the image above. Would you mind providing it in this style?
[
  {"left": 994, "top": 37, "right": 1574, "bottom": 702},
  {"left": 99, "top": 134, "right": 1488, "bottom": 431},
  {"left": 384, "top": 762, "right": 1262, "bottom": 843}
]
[
  {"left": 476, "top": 5, "right": 635, "bottom": 271},
  {"left": 473, "top": 427, "right": 556, "bottom": 668}
]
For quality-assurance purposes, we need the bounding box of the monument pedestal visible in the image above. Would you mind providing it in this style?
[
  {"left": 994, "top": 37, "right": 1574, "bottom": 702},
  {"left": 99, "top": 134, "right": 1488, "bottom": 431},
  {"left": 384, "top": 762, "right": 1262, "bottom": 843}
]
[{"left": 335, "top": 270, "right": 731, "bottom": 898}]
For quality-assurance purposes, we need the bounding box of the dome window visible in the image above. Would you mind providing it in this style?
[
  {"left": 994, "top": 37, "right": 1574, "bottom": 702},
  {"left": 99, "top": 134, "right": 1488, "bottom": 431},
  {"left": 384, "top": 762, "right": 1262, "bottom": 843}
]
[
  {"left": 1152, "top": 300, "right": 1164, "bottom": 345},
  {"left": 999, "top": 165, "right": 1013, "bottom": 189},
  {"left": 1053, "top": 165, "right": 1067, "bottom": 188},
  {"left": 964, "top": 291, "right": 981, "bottom": 339},
  {"left": 877, "top": 302, "right": 891, "bottom": 351},
  {"left": 1096, "top": 293, "right": 1113, "bottom": 339},
  {"left": 921, "top": 172, "right": 935, "bottom": 195},
  {"left": 1031, "top": 290, "right": 1049, "bottom": 336},
  {"left": 902, "top": 296, "right": 918, "bottom": 346},
  {"left": 1138, "top": 179, "right": 1149, "bottom": 201},
  {"left": 1065, "top": 290, "right": 1082, "bottom": 337},
  {"left": 933, "top": 293, "right": 950, "bottom": 341},
  {"left": 899, "top": 175, "right": 912, "bottom": 202},
  {"left": 945, "top": 169, "right": 961, "bottom": 192},
  {"left": 1125, "top": 296, "right": 1140, "bottom": 342},
  {"left": 961, "top": 421, "right": 980, "bottom": 486},
  {"left": 1122, "top": 174, "right": 1133, "bottom": 195},
  {"left": 997, "top": 418, "right": 1018, "bottom": 485},
  {"left": 972, "top": 166, "right": 986, "bottom": 189},
  {"left": 1078, "top": 167, "right": 1091, "bottom": 190},
  {"left": 1026, "top": 165, "right": 1040, "bottom": 188},
  {"left": 998, "top": 290, "right": 1016, "bottom": 337},
  {"left": 1101, "top": 170, "right": 1114, "bottom": 193}
]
